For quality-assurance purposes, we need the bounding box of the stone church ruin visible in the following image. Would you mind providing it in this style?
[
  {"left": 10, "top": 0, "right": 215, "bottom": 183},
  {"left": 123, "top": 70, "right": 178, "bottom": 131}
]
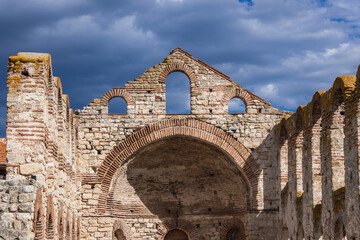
[{"left": 0, "top": 48, "right": 359, "bottom": 239}]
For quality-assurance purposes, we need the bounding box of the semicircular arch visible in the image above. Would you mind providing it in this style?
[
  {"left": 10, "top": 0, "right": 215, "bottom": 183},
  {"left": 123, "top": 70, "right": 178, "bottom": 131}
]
[
  {"left": 100, "top": 88, "right": 135, "bottom": 107},
  {"left": 96, "top": 119, "right": 259, "bottom": 212},
  {"left": 222, "top": 88, "right": 255, "bottom": 111},
  {"left": 158, "top": 62, "right": 197, "bottom": 84}
]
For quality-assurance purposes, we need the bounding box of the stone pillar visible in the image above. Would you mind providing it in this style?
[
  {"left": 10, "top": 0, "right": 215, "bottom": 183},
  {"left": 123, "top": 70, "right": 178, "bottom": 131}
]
[
  {"left": 286, "top": 129, "right": 303, "bottom": 239},
  {"left": 302, "top": 102, "right": 322, "bottom": 239},
  {"left": 320, "top": 89, "right": 345, "bottom": 240},
  {"left": 6, "top": 52, "right": 51, "bottom": 181}
]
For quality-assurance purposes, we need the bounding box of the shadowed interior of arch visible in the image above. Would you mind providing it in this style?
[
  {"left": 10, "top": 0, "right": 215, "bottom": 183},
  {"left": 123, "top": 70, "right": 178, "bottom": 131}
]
[
  {"left": 114, "top": 229, "right": 126, "bottom": 240},
  {"left": 108, "top": 97, "right": 127, "bottom": 114},
  {"left": 164, "top": 229, "right": 189, "bottom": 240},
  {"left": 166, "top": 72, "right": 190, "bottom": 113},
  {"left": 228, "top": 98, "right": 246, "bottom": 113},
  {"left": 107, "top": 136, "right": 250, "bottom": 219}
]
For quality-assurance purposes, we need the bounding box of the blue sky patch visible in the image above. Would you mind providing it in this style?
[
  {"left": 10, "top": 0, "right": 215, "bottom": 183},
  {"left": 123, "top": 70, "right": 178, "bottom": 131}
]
[{"left": 238, "top": 0, "right": 254, "bottom": 7}]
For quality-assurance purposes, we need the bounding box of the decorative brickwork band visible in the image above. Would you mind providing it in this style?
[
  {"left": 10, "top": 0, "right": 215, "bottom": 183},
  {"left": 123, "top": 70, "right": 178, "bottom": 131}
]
[
  {"left": 100, "top": 88, "right": 135, "bottom": 106},
  {"left": 96, "top": 118, "right": 259, "bottom": 212}
]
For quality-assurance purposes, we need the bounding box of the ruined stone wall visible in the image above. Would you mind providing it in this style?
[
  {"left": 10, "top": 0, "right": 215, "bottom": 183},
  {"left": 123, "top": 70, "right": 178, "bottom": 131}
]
[
  {"left": 1, "top": 48, "right": 359, "bottom": 240},
  {"left": 277, "top": 75, "right": 360, "bottom": 239},
  {"left": 0, "top": 53, "right": 80, "bottom": 240},
  {"left": 76, "top": 49, "right": 289, "bottom": 239}
]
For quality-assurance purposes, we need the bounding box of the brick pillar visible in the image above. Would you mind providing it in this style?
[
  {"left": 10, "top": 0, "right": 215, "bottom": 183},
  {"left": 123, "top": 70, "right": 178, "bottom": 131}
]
[
  {"left": 286, "top": 128, "right": 303, "bottom": 238},
  {"left": 320, "top": 89, "right": 345, "bottom": 240},
  {"left": 6, "top": 52, "right": 51, "bottom": 180},
  {"left": 343, "top": 71, "right": 360, "bottom": 238},
  {"left": 302, "top": 110, "right": 321, "bottom": 239}
]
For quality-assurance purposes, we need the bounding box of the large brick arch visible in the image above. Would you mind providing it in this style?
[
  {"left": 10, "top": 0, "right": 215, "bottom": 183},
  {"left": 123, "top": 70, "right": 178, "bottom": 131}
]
[
  {"left": 100, "top": 88, "right": 135, "bottom": 106},
  {"left": 96, "top": 118, "right": 259, "bottom": 212},
  {"left": 158, "top": 62, "right": 197, "bottom": 83}
]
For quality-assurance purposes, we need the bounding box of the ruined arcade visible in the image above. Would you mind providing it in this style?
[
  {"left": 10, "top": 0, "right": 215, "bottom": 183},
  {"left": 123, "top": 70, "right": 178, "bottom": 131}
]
[{"left": 0, "top": 48, "right": 359, "bottom": 239}]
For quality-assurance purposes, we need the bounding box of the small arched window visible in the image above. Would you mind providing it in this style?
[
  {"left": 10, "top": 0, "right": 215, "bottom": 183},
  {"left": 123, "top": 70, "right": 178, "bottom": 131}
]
[
  {"left": 166, "top": 72, "right": 191, "bottom": 113},
  {"left": 164, "top": 229, "right": 189, "bottom": 240},
  {"left": 228, "top": 98, "right": 246, "bottom": 113},
  {"left": 108, "top": 97, "right": 127, "bottom": 114}
]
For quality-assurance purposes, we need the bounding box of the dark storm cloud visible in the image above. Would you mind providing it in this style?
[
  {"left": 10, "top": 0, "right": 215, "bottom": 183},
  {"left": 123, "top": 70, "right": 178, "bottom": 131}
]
[{"left": 1, "top": 0, "right": 360, "bottom": 137}]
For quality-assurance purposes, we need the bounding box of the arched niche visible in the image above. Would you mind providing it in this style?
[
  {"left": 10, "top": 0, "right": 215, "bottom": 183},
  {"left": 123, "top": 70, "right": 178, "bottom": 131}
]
[
  {"left": 164, "top": 229, "right": 189, "bottom": 240},
  {"left": 108, "top": 97, "right": 127, "bottom": 114},
  {"left": 107, "top": 136, "right": 250, "bottom": 217},
  {"left": 228, "top": 97, "right": 246, "bottom": 113},
  {"left": 226, "top": 227, "right": 243, "bottom": 240},
  {"left": 166, "top": 72, "right": 191, "bottom": 114},
  {"left": 96, "top": 119, "right": 257, "bottom": 213},
  {"left": 114, "top": 229, "right": 126, "bottom": 240}
]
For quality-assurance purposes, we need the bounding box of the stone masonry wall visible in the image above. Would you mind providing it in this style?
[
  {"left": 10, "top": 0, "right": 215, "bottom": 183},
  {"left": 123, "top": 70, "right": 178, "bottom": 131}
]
[
  {"left": 277, "top": 75, "right": 360, "bottom": 239},
  {"left": 1, "top": 53, "right": 80, "bottom": 240},
  {"left": 1, "top": 48, "right": 359, "bottom": 239}
]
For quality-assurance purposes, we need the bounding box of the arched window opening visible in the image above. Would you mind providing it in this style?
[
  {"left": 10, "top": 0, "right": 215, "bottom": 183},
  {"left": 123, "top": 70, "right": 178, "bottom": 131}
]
[
  {"left": 166, "top": 72, "right": 191, "bottom": 114},
  {"left": 115, "top": 229, "right": 126, "bottom": 240},
  {"left": 228, "top": 98, "right": 246, "bottom": 113},
  {"left": 164, "top": 229, "right": 189, "bottom": 240},
  {"left": 226, "top": 227, "right": 242, "bottom": 240},
  {"left": 108, "top": 97, "right": 127, "bottom": 114}
]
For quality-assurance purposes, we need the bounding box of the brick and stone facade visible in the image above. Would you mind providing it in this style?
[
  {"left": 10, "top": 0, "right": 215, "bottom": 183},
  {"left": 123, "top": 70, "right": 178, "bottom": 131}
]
[{"left": 0, "top": 48, "right": 359, "bottom": 239}]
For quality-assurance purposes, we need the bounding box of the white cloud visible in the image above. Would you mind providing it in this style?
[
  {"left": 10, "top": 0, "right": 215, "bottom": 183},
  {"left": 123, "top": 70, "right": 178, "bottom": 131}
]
[
  {"left": 257, "top": 83, "right": 278, "bottom": 99},
  {"left": 1, "top": 0, "right": 360, "bottom": 122}
]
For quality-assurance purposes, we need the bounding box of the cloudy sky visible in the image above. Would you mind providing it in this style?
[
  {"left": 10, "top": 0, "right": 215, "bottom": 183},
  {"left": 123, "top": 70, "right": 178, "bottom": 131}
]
[{"left": 1, "top": 0, "right": 360, "bottom": 137}]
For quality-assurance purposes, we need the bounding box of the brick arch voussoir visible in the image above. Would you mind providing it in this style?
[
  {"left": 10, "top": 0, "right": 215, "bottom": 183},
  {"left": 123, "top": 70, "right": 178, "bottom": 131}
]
[
  {"left": 222, "top": 88, "right": 254, "bottom": 108},
  {"left": 96, "top": 118, "right": 258, "bottom": 212},
  {"left": 100, "top": 88, "right": 135, "bottom": 106},
  {"left": 158, "top": 62, "right": 197, "bottom": 83}
]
